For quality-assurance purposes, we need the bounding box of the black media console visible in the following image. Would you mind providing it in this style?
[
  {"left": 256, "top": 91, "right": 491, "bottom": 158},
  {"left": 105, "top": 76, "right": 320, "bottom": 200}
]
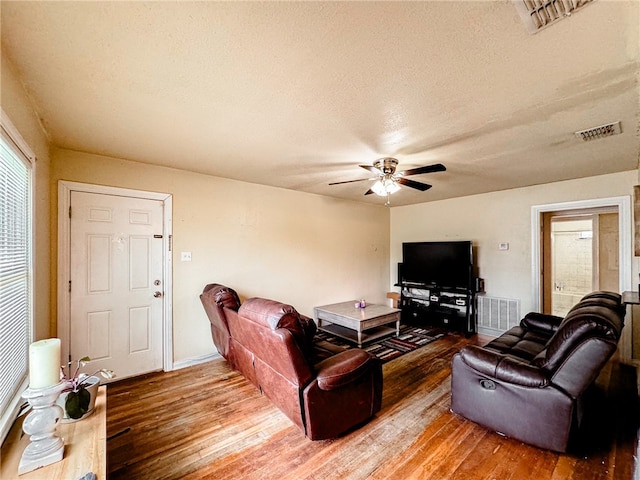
[
  {"left": 398, "top": 240, "right": 478, "bottom": 336},
  {"left": 399, "top": 283, "right": 476, "bottom": 336}
]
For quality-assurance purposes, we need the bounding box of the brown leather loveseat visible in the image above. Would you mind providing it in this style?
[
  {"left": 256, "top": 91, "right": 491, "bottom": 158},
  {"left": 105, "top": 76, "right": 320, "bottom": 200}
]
[
  {"left": 450, "top": 291, "right": 625, "bottom": 452},
  {"left": 200, "top": 283, "right": 383, "bottom": 440}
]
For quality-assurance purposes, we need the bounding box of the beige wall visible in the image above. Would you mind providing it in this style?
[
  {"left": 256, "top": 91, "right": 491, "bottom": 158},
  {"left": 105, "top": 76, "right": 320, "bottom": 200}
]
[
  {"left": 51, "top": 148, "right": 390, "bottom": 363},
  {"left": 391, "top": 170, "right": 638, "bottom": 315},
  {"left": 1, "top": 51, "right": 52, "bottom": 340}
]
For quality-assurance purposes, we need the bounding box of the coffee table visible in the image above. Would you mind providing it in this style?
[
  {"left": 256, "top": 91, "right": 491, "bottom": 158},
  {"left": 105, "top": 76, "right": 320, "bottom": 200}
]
[{"left": 314, "top": 301, "right": 401, "bottom": 347}]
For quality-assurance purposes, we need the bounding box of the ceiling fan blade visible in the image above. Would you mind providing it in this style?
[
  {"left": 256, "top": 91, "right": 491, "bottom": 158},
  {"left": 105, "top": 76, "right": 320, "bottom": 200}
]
[
  {"left": 359, "top": 164, "right": 382, "bottom": 174},
  {"left": 398, "top": 163, "right": 446, "bottom": 176},
  {"left": 396, "top": 177, "right": 432, "bottom": 191},
  {"left": 364, "top": 189, "right": 374, "bottom": 195},
  {"left": 328, "top": 178, "right": 370, "bottom": 185}
]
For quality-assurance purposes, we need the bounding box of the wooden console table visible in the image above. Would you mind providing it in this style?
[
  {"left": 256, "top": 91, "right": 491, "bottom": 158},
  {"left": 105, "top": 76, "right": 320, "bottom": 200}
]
[{"left": 1, "top": 386, "right": 106, "bottom": 479}]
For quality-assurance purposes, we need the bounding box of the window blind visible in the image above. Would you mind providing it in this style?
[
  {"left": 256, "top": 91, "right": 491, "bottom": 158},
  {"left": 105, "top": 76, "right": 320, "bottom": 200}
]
[{"left": 0, "top": 116, "right": 33, "bottom": 444}]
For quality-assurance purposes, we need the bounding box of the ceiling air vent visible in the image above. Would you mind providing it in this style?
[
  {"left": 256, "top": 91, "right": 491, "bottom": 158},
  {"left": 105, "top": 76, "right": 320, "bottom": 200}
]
[
  {"left": 574, "top": 121, "right": 622, "bottom": 142},
  {"left": 514, "top": 0, "right": 596, "bottom": 34}
]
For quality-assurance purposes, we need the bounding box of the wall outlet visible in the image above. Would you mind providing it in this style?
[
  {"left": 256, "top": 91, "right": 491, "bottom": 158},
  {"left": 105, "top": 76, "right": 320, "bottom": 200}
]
[
  {"left": 181, "top": 252, "right": 192, "bottom": 262},
  {"left": 498, "top": 242, "right": 509, "bottom": 251}
]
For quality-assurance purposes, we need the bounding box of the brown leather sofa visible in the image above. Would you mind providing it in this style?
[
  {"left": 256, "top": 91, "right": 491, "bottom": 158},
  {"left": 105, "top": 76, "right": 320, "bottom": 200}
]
[
  {"left": 450, "top": 291, "right": 625, "bottom": 452},
  {"left": 200, "top": 284, "right": 383, "bottom": 440}
]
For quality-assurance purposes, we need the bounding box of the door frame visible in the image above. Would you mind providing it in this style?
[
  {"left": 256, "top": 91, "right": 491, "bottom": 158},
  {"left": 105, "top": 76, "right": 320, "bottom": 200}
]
[
  {"left": 57, "top": 181, "right": 174, "bottom": 373},
  {"left": 532, "top": 196, "right": 632, "bottom": 312},
  {"left": 532, "top": 196, "right": 632, "bottom": 360},
  {"left": 542, "top": 211, "right": 613, "bottom": 314}
]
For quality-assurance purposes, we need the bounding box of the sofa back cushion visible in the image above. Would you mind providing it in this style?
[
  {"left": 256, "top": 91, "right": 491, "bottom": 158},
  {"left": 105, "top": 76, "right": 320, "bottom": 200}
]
[
  {"left": 231, "top": 298, "right": 315, "bottom": 387},
  {"left": 534, "top": 302, "right": 623, "bottom": 378},
  {"left": 200, "top": 283, "right": 241, "bottom": 359},
  {"left": 239, "top": 297, "right": 315, "bottom": 355},
  {"left": 200, "top": 283, "right": 241, "bottom": 322},
  {"left": 211, "top": 284, "right": 241, "bottom": 311}
]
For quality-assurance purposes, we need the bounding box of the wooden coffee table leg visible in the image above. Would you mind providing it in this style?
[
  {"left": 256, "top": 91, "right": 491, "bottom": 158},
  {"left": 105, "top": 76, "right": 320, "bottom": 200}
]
[{"left": 357, "top": 330, "right": 363, "bottom": 348}]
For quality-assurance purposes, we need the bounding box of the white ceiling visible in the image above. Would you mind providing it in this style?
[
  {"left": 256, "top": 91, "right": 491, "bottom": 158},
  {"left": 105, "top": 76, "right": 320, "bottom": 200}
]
[{"left": 2, "top": 1, "right": 639, "bottom": 206}]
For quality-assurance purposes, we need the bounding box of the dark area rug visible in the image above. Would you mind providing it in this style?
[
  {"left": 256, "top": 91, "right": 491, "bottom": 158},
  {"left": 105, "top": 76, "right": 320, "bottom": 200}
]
[{"left": 314, "top": 325, "right": 447, "bottom": 363}]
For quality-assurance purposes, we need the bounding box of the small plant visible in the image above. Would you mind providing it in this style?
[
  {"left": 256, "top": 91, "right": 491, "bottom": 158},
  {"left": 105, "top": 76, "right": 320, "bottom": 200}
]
[{"left": 61, "top": 356, "right": 115, "bottom": 419}]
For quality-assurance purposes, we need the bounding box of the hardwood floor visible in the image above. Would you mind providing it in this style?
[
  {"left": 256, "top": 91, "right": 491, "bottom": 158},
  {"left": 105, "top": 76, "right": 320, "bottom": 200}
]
[{"left": 107, "top": 334, "right": 639, "bottom": 479}]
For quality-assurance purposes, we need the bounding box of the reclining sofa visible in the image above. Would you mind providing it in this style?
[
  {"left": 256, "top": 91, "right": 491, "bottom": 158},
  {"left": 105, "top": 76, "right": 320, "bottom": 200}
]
[
  {"left": 451, "top": 291, "right": 625, "bottom": 452},
  {"left": 200, "top": 283, "right": 383, "bottom": 440}
]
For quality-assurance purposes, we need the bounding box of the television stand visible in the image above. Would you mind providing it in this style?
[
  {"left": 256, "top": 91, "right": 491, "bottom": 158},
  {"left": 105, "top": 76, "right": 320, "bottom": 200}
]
[{"left": 399, "top": 283, "right": 476, "bottom": 336}]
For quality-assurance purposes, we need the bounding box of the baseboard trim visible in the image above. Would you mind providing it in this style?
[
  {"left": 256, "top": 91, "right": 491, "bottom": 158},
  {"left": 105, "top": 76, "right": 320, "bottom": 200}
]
[
  {"left": 477, "top": 326, "right": 501, "bottom": 338},
  {"left": 172, "top": 352, "right": 221, "bottom": 371}
]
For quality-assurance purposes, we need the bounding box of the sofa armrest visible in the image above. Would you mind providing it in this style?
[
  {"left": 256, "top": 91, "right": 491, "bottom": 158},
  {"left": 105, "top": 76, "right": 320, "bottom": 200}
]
[
  {"left": 459, "top": 345, "right": 549, "bottom": 388},
  {"left": 521, "top": 312, "right": 564, "bottom": 335},
  {"left": 315, "top": 349, "right": 379, "bottom": 391}
]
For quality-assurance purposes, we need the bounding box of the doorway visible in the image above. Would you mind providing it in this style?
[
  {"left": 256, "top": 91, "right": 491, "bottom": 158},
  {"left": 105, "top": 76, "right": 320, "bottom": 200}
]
[
  {"left": 58, "top": 181, "right": 173, "bottom": 379},
  {"left": 532, "top": 196, "right": 632, "bottom": 317},
  {"left": 541, "top": 210, "right": 619, "bottom": 316}
]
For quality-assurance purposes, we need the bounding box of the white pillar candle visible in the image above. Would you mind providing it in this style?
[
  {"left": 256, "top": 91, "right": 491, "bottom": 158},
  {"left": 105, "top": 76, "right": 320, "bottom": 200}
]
[{"left": 29, "top": 338, "right": 61, "bottom": 389}]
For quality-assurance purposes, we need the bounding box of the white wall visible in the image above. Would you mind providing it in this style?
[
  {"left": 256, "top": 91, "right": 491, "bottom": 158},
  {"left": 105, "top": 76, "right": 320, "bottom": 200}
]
[
  {"left": 1, "top": 51, "right": 52, "bottom": 340},
  {"left": 51, "top": 148, "right": 390, "bottom": 364},
  {"left": 390, "top": 170, "right": 638, "bottom": 316}
]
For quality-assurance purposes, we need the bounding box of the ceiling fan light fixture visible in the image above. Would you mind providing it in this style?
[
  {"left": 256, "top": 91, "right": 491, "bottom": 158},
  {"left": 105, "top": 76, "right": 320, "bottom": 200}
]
[
  {"left": 385, "top": 179, "right": 401, "bottom": 195},
  {"left": 371, "top": 178, "right": 400, "bottom": 196},
  {"left": 329, "top": 158, "right": 444, "bottom": 200},
  {"left": 370, "top": 180, "right": 386, "bottom": 196}
]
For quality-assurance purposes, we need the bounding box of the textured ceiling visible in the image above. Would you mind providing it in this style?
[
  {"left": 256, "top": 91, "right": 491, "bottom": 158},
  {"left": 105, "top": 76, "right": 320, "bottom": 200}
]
[{"left": 1, "top": 1, "right": 639, "bottom": 206}]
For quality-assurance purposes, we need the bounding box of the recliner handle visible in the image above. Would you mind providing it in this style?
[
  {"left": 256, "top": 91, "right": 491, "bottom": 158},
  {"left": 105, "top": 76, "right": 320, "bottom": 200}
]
[{"left": 479, "top": 379, "right": 496, "bottom": 390}]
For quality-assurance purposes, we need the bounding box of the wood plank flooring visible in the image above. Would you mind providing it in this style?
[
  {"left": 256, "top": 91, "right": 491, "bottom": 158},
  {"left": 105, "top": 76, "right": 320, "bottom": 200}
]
[{"left": 107, "top": 333, "right": 639, "bottom": 479}]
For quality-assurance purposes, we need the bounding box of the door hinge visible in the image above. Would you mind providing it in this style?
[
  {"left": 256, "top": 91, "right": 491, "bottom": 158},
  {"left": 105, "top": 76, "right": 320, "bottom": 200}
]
[
  {"left": 69, "top": 206, "right": 72, "bottom": 218},
  {"left": 69, "top": 280, "right": 71, "bottom": 293},
  {"left": 168, "top": 235, "right": 172, "bottom": 251}
]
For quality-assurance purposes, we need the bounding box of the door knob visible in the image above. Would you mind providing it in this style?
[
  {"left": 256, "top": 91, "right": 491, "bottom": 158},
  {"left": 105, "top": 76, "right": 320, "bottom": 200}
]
[{"left": 154, "top": 291, "right": 163, "bottom": 298}]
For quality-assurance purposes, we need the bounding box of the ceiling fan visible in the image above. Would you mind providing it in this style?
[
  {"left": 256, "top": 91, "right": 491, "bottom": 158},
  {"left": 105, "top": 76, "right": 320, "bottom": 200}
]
[{"left": 329, "top": 157, "right": 446, "bottom": 205}]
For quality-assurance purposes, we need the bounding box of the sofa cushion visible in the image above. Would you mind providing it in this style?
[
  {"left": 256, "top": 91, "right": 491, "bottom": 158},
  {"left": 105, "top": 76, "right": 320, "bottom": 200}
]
[
  {"left": 567, "top": 295, "right": 626, "bottom": 317},
  {"left": 213, "top": 285, "right": 241, "bottom": 311},
  {"left": 482, "top": 326, "right": 548, "bottom": 362},
  {"left": 299, "top": 313, "right": 318, "bottom": 349},
  {"left": 535, "top": 304, "right": 623, "bottom": 371},
  {"left": 520, "top": 312, "right": 563, "bottom": 336},
  {"left": 459, "top": 345, "right": 549, "bottom": 387},
  {"left": 239, "top": 297, "right": 315, "bottom": 355},
  {"left": 200, "top": 283, "right": 241, "bottom": 361}
]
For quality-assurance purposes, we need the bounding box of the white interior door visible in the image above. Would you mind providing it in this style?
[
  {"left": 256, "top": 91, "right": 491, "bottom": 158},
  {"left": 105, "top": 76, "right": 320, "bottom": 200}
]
[{"left": 69, "top": 191, "right": 165, "bottom": 379}]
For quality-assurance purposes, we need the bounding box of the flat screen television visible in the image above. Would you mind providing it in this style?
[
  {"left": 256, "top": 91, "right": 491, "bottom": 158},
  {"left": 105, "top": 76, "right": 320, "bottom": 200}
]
[{"left": 401, "top": 241, "right": 473, "bottom": 290}]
